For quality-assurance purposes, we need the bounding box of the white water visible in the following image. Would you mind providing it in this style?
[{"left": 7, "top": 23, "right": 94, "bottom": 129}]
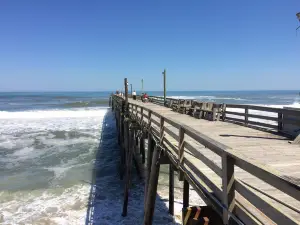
[
  {"left": 0, "top": 107, "right": 107, "bottom": 224},
  {"left": 0, "top": 107, "right": 184, "bottom": 224}
]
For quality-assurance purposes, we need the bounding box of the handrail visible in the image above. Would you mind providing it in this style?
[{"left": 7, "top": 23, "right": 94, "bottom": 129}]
[
  {"left": 112, "top": 94, "right": 300, "bottom": 225},
  {"left": 136, "top": 95, "right": 300, "bottom": 136}
]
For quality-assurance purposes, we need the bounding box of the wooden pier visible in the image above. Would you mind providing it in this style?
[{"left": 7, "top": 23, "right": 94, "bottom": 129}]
[{"left": 110, "top": 86, "right": 300, "bottom": 225}]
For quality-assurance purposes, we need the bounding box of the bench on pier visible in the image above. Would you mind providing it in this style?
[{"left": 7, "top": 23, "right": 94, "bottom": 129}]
[
  {"left": 171, "top": 99, "right": 180, "bottom": 111},
  {"left": 190, "top": 102, "right": 226, "bottom": 121},
  {"left": 193, "top": 102, "right": 214, "bottom": 120},
  {"left": 178, "top": 100, "right": 192, "bottom": 114}
]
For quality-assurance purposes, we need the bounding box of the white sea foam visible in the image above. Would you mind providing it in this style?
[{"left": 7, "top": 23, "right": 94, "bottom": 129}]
[
  {"left": 0, "top": 107, "right": 108, "bottom": 120},
  {"left": 166, "top": 95, "right": 248, "bottom": 101}
]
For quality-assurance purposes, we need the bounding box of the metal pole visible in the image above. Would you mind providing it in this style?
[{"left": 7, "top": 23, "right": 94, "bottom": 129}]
[
  {"left": 141, "top": 79, "right": 144, "bottom": 94},
  {"left": 130, "top": 84, "right": 132, "bottom": 96},
  {"left": 163, "top": 69, "right": 166, "bottom": 106}
]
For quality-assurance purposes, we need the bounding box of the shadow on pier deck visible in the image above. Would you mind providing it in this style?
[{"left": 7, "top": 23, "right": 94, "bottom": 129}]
[{"left": 85, "top": 110, "right": 180, "bottom": 225}]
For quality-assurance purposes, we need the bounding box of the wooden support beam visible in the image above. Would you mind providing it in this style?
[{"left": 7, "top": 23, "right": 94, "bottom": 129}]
[
  {"left": 222, "top": 153, "right": 235, "bottom": 224},
  {"left": 169, "top": 164, "right": 174, "bottom": 215},
  {"left": 119, "top": 109, "right": 125, "bottom": 180},
  {"left": 135, "top": 129, "right": 139, "bottom": 146},
  {"left": 122, "top": 121, "right": 134, "bottom": 217},
  {"left": 144, "top": 133, "right": 154, "bottom": 207},
  {"left": 117, "top": 110, "right": 121, "bottom": 145},
  {"left": 183, "top": 178, "right": 189, "bottom": 208},
  {"left": 178, "top": 126, "right": 185, "bottom": 181},
  {"left": 140, "top": 133, "right": 146, "bottom": 164},
  {"left": 143, "top": 145, "right": 161, "bottom": 225}
]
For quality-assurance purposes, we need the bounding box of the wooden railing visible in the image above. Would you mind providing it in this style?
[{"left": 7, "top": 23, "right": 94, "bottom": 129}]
[
  {"left": 225, "top": 104, "right": 300, "bottom": 135},
  {"left": 112, "top": 95, "right": 300, "bottom": 225},
  {"left": 132, "top": 95, "right": 300, "bottom": 137}
]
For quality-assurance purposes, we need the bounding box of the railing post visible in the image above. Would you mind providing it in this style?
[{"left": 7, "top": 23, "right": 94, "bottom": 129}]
[
  {"left": 222, "top": 153, "right": 235, "bottom": 225},
  {"left": 141, "top": 108, "right": 144, "bottom": 122},
  {"left": 169, "top": 164, "right": 174, "bottom": 215},
  {"left": 160, "top": 116, "right": 164, "bottom": 143},
  {"left": 183, "top": 178, "right": 189, "bottom": 208},
  {"left": 148, "top": 111, "right": 152, "bottom": 126},
  {"left": 222, "top": 104, "right": 227, "bottom": 121},
  {"left": 178, "top": 126, "right": 185, "bottom": 180},
  {"left": 245, "top": 106, "right": 249, "bottom": 125},
  {"left": 278, "top": 111, "right": 283, "bottom": 131}
]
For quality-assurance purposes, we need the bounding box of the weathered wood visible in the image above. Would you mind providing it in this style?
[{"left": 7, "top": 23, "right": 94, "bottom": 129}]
[
  {"left": 143, "top": 145, "right": 161, "bottom": 225},
  {"left": 113, "top": 95, "right": 300, "bottom": 224},
  {"left": 231, "top": 150, "right": 300, "bottom": 202},
  {"left": 222, "top": 153, "right": 235, "bottom": 224},
  {"left": 235, "top": 180, "right": 299, "bottom": 225},
  {"left": 178, "top": 126, "right": 185, "bottom": 181},
  {"left": 160, "top": 116, "right": 164, "bottom": 143},
  {"left": 122, "top": 120, "right": 132, "bottom": 217},
  {"left": 164, "top": 126, "right": 179, "bottom": 141},
  {"left": 140, "top": 133, "right": 145, "bottom": 164},
  {"left": 144, "top": 132, "right": 154, "bottom": 207},
  {"left": 169, "top": 164, "right": 174, "bottom": 215},
  {"left": 185, "top": 141, "right": 222, "bottom": 176},
  {"left": 135, "top": 129, "right": 139, "bottom": 146},
  {"left": 183, "top": 178, "right": 189, "bottom": 208}
]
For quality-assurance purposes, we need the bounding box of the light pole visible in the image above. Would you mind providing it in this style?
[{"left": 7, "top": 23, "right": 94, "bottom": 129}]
[
  {"left": 141, "top": 79, "right": 144, "bottom": 94},
  {"left": 124, "top": 78, "right": 128, "bottom": 108},
  {"left": 162, "top": 69, "right": 166, "bottom": 106},
  {"left": 130, "top": 84, "right": 132, "bottom": 96}
]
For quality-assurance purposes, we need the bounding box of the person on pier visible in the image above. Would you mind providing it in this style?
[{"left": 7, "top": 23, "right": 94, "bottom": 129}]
[
  {"left": 132, "top": 90, "right": 137, "bottom": 100},
  {"left": 142, "top": 93, "right": 149, "bottom": 103}
]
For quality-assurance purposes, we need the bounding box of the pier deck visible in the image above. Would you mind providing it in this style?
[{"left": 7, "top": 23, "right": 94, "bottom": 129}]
[{"left": 128, "top": 98, "right": 300, "bottom": 224}]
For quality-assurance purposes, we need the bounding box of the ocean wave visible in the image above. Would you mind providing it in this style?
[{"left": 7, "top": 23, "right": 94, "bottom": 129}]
[
  {"left": 166, "top": 95, "right": 248, "bottom": 101},
  {"left": 0, "top": 107, "right": 108, "bottom": 119},
  {"left": 61, "top": 99, "right": 109, "bottom": 108}
]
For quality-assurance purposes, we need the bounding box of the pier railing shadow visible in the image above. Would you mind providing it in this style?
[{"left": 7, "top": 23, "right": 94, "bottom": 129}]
[{"left": 85, "top": 109, "right": 181, "bottom": 225}]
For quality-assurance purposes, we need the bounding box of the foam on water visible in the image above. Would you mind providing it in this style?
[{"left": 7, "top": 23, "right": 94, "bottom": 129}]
[
  {"left": 166, "top": 95, "right": 248, "bottom": 101},
  {"left": 0, "top": 107, "right": 107, "bottom": 224}
]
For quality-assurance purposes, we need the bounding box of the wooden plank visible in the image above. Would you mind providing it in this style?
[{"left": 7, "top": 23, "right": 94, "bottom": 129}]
[
  {"left": 184, "top": 158, "right": 222, "bottom": 199},
  {"left": 222, "top": 153, "right": 235, "bottom": 224},
  {"left": 183, "top": 125, "right": 228, "bottom": 156},
  {"left": 226, "top": 104, "right": 247, "bottom": 109},
  {"left": 236, "top": 180, "right": 299, "bottom": 225},
  {"left": 164, "top": 116, "right": 181, "bottom": 129},
  {"left": 248, "top": 114, "right": 278, "bottom": 122},
  {"left": 225, "top": 111, "right": 246, "bottom": 116},
  {"left": 185, "top": 141, "right": 222, "bottom": 177},
  {"left": 150, "top": 118, "right": 160, "bottom": 127},
  {"left": 164, "top": 126, "right": 179, "bottom": 141},
  {"left": 230, "top": 149, "right": 300, "bottom": 202},
  {"left": 248, "top": 105, "right": 281, "bottom": 113}
]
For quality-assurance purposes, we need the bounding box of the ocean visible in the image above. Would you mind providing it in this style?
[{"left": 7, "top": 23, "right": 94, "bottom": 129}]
[{"left": 0, "top": 90, "right": 299, "bottom": 224}]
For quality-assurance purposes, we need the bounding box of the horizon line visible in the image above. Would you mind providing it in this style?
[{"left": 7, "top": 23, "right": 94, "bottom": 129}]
[{"left": 0, "top": 89, "right": 299, "bottom": 93}]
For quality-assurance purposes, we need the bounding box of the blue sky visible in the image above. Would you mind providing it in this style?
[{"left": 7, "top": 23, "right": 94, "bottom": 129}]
[{"left": 0, "top": 0, "right": 299, "bottom": 91}]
